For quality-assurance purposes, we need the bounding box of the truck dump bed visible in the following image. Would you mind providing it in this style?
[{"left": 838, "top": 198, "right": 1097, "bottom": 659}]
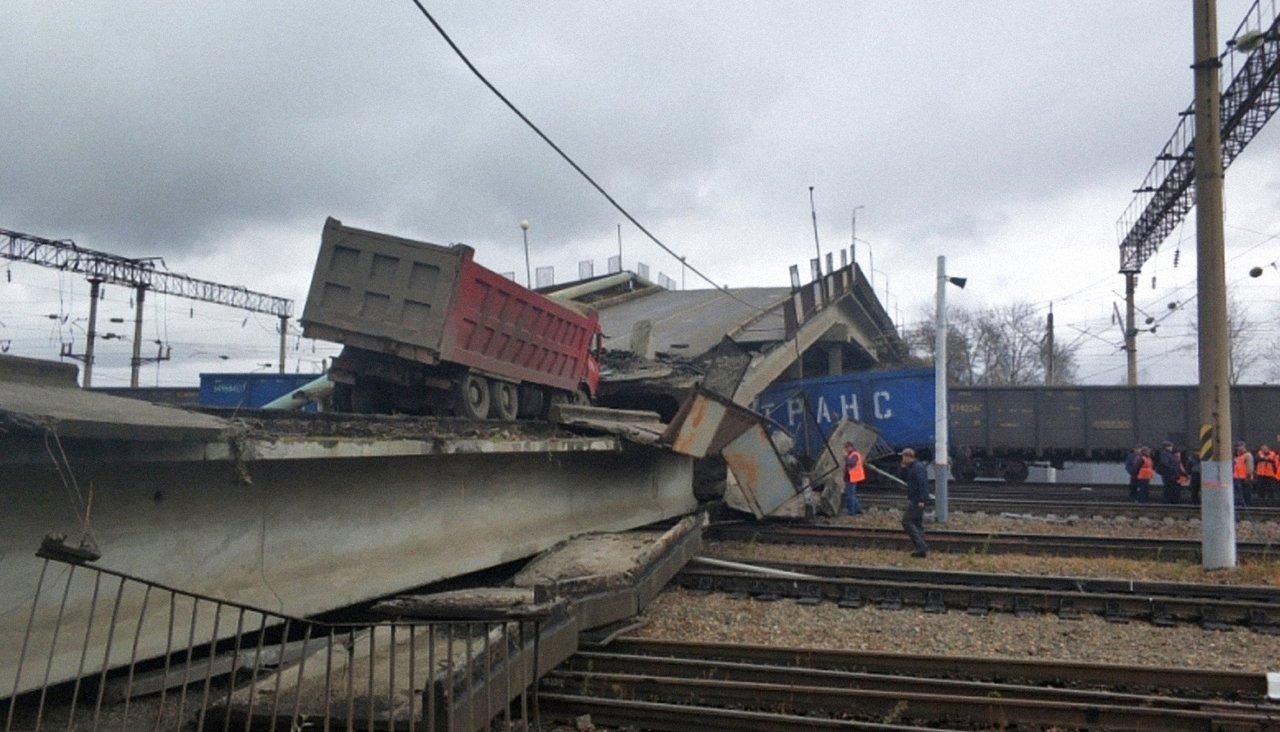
[{"left": 301, "top": 218, "right": 600, "bottom": 394}]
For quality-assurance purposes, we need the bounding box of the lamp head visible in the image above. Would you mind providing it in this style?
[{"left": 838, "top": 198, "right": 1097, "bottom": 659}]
[
  {"left": 947, "top": 276, "right": 967, "bottom": 289},
  {"left": 519, "top": 220, "right": 530, "bottom": 231},
  {"left": 1234, "top": 29, "right": 1268, "bottom": 53},
  {"left": 1250, "top": 266, "right": 1264, "bottom": 278}
]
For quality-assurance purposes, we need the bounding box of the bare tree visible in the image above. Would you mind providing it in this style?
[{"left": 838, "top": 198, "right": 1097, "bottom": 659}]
[
  {"left": 905, "top": 301, "right": 1081, "bottom": 385},
  {"left": 1193, "top": 293, "right": 1260, "bottom": 384}
]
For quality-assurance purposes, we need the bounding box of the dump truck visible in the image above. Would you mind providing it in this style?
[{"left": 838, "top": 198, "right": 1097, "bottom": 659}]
[{"left": 301, "top": 218, "right": 603, "bottom": 418}]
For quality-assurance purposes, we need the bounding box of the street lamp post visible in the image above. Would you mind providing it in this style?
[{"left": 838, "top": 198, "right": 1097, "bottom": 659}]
[
  {"left": 851, "top": 206, "right": 865, "bottom": 265},
  {"left": 934, "top": 255, "right": 967, "bottom": 523},
  {"left": 520, "top": 220, "right": 531, "bottom": 289}
]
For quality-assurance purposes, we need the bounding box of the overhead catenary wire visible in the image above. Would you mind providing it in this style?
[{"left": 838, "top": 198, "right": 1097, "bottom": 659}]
[{"left": 404, "top": 0, "right": 768, "bottom": 313}]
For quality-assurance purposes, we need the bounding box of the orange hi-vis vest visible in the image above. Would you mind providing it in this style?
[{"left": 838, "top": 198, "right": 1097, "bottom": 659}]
[
  {"left": 846, "top": 450, "right": 866, "bottom": 483},
  {"left": 1136, "top": 456, "right": 1154, "bottom": 481},
  {"left": 1258, "top": 450, "right": 1277, "bottom": 479},
  {"left": 1175, "top": 451, "right": 1190, "bottom": 486},
  {"left": 1234, "top": 453, "right": 1249, "bottom": 480}
]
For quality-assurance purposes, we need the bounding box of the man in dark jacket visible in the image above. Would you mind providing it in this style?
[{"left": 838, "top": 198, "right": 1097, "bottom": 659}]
[
  {"left": 1155, "top": 441, "right": 1182, "bottom": 504},
  {"left": 1124, "top": 446, "right": 1143, "bottom": 502},
  {"left": 900, "top": 448, "right": 929, "bottom": 558}
]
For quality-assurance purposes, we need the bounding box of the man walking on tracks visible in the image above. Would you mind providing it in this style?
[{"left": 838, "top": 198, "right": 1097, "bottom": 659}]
[
  {"left": 1155, "top": 441, "right": 1182, "bottom": 504},
  {"left": 843, "top": 441, "right": 866, "bottom": 516},
  {"left": 900, "top": 448, "right": 929, "bottom": 558}
]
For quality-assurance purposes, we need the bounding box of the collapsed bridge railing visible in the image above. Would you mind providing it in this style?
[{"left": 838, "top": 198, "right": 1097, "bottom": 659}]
[{"left": 5, "top": 538, "right": 555, "bottom": 731}]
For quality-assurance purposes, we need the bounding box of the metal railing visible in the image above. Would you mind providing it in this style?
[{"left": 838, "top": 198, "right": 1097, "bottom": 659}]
[{"left": 4, "top": 543, "right": 547, "bottom": 731}]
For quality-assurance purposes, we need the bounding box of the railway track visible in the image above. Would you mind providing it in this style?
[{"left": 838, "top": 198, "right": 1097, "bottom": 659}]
[
  {"left": 673, "top": 562, "right": 1280, "bottom": 631},
  {"left": 542, "top": 638, "right": 1278, "bottom": 730},
  {"left": 709, "top": 523, "right": 1280, "bottom": 561},
  {"left": 856, "top": 493, "right": 1280, "bottom": 519}
]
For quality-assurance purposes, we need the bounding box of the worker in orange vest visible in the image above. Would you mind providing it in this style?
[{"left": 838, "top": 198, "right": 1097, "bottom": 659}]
[
  {"left": 1255, "top": 444, "right": 1278, "bottom": 500},
  {"left": 843, "top": 441, "right": 866, "bottom": 516},
  {"left": 1233, "top": 441, "right": 1254, "bottom": 506},
  {"left": 1134, "top": 446, "right": 1154, "bottom": 503}
]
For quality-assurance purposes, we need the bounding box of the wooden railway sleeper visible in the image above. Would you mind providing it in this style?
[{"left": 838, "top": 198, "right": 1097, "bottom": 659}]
[
  {"left": 1057, "top": 598, "right": 1082, "bottom": 620},
  {"left": 837, "top": 587, "right": 863, "bottom": 609},
  {"left": 1104, "top": 599, "right": 1129, "bottom": 624},
  {"left": 1201, "top": 606, "right": 1233, "bottom": 631},
  {"left": 1012, "top": 595, "right": 1036, "bottom": 618},
  {"left": 966, "top": 591, "right": 990, "bottom": 616},
  {"left": 1248, "top": 609, "right": 1280, "bottom": 635},
  {"left": 923, "top": 590, "right": 947, "bottom": 614},
  {"left": 875, "top": 589, "right": 902, "bottom": 610},
  {"left": 1152, "top": 602, "right": 1177, "bottom": 627}
]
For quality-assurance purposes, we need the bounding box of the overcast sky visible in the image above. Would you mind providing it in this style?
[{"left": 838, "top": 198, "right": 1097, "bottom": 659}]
[{"left": 3, "top": 1, "right": 1279, "bottom": 387}]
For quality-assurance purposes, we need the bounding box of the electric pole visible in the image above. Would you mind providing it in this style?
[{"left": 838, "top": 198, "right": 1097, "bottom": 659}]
[
  {"left": 1124, "top": 272, "right": 1138, "bottom": 385},
  {"left": 1045, "top": 303, "right": 1055, "bottom": 385},
  {"left": 934, "top": 256, "right": 950, "bottom": 523},
  {"left": 1193, "top": 0, "right": 1237, "bottom": 569}
]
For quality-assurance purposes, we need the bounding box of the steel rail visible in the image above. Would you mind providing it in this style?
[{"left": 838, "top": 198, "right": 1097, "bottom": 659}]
[
  {"left": 706, "top": 556, "right": 1280, "bottom": 603},
  {"left": 595, "top": 637, "right": 1273, "bottom": 696},
  {"left": 558, "top": 652, "right": 1276, "bottom": 718},
  {"left": 709, "top": 524, "right": 1280, "bottom": 561},
  {"left": 673, "top": 568, "right": 1280, "bottom": 629},
  {"left": 541, "top": 693, "right": 933, "bottom": 731},
  {"left": 545, "top": 669, "right": 1275, "bottom": 730}
]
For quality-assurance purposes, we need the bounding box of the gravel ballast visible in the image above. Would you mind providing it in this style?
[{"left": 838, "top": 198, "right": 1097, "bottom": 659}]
[{"left": 636, "top": 588, "right": 1280, "bottom": 673}]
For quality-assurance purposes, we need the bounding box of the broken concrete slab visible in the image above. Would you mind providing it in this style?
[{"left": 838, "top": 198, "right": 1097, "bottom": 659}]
[
  {"left": 548, "top": 403, "right": 667, "bottom": 445},
  {"left": 0, "top": 354, "right": 228, "bottom": 441}
]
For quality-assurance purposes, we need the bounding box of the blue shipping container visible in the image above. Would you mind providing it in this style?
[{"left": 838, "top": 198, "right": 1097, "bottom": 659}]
[
  {"left": 199, "top": 373, "right": 325, "bottom": 411},
  {"left": 755, "top": 368, "right": 936, "bottom": 457}
]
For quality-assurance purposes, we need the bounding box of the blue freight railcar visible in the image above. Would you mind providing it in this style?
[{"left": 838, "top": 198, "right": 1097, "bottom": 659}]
[
  {"left": 199, "top": 373, "right": 325, "bottom": 411},
  {"left": 755, "top": 368, "right": 935, "bottom": 457}
]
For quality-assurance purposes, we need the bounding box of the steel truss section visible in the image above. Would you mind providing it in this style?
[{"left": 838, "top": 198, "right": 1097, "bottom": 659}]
[
  {"left": 1116, "top": 1, "right": 1280, "bottom": 274},
  {"left": 0, "top": 228, "right": 292, "bottom": 317}
]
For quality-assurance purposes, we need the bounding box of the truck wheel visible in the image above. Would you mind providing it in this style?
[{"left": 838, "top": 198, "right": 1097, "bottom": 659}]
[
  {"left": 489, "top": 380, "right": 519, "bottom": 420},
  {"left": 452, "top": 372, "right": 491, "bottom": 420},
  {"left": 518, "top": 385, "right": 546, "bottom": 419}
]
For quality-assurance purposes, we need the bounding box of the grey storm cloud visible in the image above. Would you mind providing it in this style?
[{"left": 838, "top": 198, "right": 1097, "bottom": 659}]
[{"left": 0, "top": 0, "right": 1266, "bottom": 267}]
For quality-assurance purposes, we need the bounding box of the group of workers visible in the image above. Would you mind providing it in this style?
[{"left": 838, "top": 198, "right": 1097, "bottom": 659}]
[
  {"left": 1126, "top": 440, "right": 1277, "bottom": 505},
  {"left": 843, "top": 442, "right": 929, "bottom": 558},
  {"left": 838, "top": 437, "right": 1277, "bottom": 561}
]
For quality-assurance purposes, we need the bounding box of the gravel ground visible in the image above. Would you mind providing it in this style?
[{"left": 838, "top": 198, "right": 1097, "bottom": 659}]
[
  {"left": 705, "top": 540, "right": 1280, "bottom": 586},
  {"left": 636, "top": 587, "right": 1280, "bottom": 673},
  {"left": 833, "top": 506, "right": 1280, "bottom": 543}
]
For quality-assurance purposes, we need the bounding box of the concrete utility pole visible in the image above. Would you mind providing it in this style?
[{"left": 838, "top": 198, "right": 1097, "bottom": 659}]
[
  {"left": 83, "top": 280, "right": 101, "bottom": 388},
  {"left": 1193, "top": 0, "right": 1237, "bottom": 569},
  {"left": 1124, "top": 272, "right": 1138, "bottom": 385},
  {"left": 1045, "top": 303, "right": 1055, "bottom": 385},
  {"left": 278, "top": 315, "right": 289, "bottom": 374},
  {"left": 129, "top": 285, "right": 146, "bottom": 388},
  {"left": 935, "top": 256, "right": 950, "bottom": 522},
  {"left": 520, "top": 220, "right": 532, "bottom": 289}
]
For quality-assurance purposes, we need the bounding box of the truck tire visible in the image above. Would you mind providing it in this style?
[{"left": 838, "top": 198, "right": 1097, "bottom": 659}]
[
  {"left": 518, "top": 385, "right": 546, "bottom": 419},
  {"left": 489, "top": 380, "right": 519, "bottom": 421},
  {"left": 452, "top": 372, "right": 491, "bottom": 420}
]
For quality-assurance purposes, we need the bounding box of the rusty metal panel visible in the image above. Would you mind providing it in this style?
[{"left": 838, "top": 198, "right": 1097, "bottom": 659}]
[
  {"left": 661, "top": 388, "right": 759, "bottom": 458},
  {"left": 721, "top": 423, "right": 800, "bottom": 518}
]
